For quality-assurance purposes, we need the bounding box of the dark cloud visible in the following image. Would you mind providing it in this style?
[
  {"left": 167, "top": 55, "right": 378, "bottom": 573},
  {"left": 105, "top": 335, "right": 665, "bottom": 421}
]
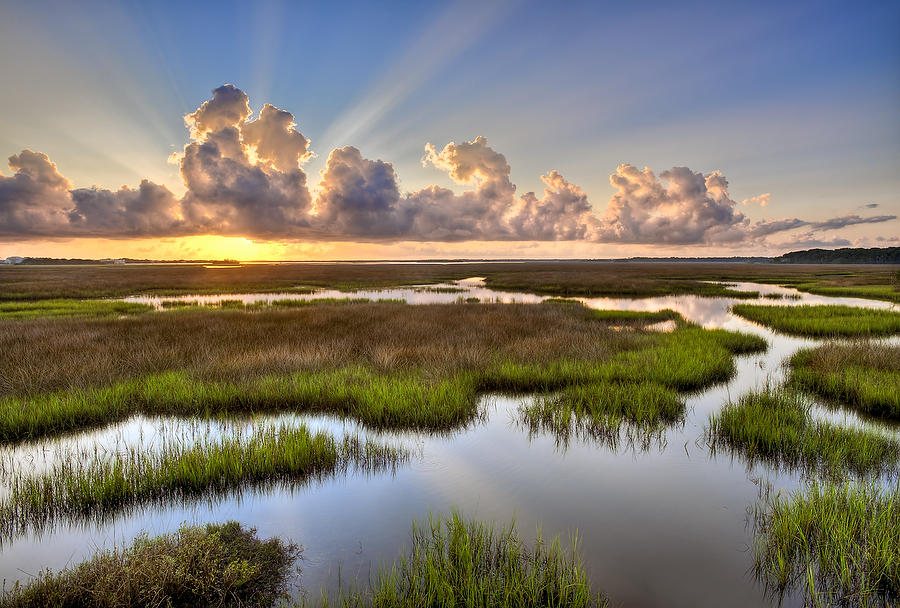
[
  {"left": 1, "top": 85, "right": 896, "bottom": 245},
  {"left": 313, "top": 146, "right": 410, "bottom": 237},
  {"left": 0, "top": 150, "right": 72, "bottom": 236},
  {"left": 69, "top": 181, "right": 183, "bottom": 237}
]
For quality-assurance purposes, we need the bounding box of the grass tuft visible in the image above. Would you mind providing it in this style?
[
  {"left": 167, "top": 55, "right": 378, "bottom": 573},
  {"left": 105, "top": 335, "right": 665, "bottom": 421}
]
[
  {"left": 753, "top": 483, "right": 900, "bottom": 607},
  {"left": 0, "top": 521, "right": 300, "bottom": 608},
  {"left": 304, "top": 512, "right": 607, "bottom": 607},
  {"left": 707, "top": 387, "right": 900, "bottom": 478},
  {"left": 520, "top": 381, "right": 683, "bottom": 445}
]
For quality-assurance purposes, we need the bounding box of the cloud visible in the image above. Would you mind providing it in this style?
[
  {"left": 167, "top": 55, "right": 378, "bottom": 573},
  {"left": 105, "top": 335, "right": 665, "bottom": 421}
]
[
  {"left": 808, "top": 214, "right": 897, "bottom": 231},
  {"left": 741, "top": 193, "right": 771, "bottom": 206},
  {"left": 184, "top": 84, "right": 251, "bottom": 138},
  {"left": 68, "top": 180, "right": 183, "bottom": 237},
  {"left": 593, "top": 165, "right": 747, "bottom": 244},
  {"left": 863, "top": 203, "right": 879, "bottom": 209},
  {"left": 1, "top": 84, "right": 896, "bottom": 246},
  {"left": 241, "top": 103, "right": 313, "bottom": 172},
  {"left": 508, "top": 171, "right": 598, "bottom": 240},
  {"left": 769, "top": 235, "right": 853, "bottom": 249},
  {"left": 313, "top": 146, "right": 409, "bottom": 237},
  {"left": 0, "top": 150, "right": 72, "bottom": 236}
]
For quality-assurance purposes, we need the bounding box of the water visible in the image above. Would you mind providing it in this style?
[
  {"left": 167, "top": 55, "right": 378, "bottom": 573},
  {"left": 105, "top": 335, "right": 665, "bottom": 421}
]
[{"left": 3, "top": 281, "right": 898, "bottom": 606}]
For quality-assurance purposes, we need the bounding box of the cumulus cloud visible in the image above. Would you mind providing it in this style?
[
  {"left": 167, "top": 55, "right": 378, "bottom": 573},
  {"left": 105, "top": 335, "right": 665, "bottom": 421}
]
[
  {"left": 0, "top": 150, "right": 72, "bottom": 236},
  {"left": 1, "top": 84, "right": 896, "bottom": 246},
  {"left": 508, "top": 171, "right": 598, "bottom": 240},
  {"left": 741, "top": 193, "right": 771, "bottom": 206},
  {"left": 313, "top": 146, "right": 409, "bottom": 237},
  {"left": 593, "top": 165, "right": 747, "bottom": 244}
]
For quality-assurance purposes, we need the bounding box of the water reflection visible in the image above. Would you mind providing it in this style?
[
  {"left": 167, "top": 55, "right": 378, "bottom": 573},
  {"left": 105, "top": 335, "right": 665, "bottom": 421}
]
[{"left": 2, "top": 281, "right": 897, "bottom": 607}]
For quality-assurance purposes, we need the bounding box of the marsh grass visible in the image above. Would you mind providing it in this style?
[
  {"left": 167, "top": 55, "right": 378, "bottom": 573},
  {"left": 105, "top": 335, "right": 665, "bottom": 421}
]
[
  {"left": 0, "top": 304, "right": 765, "bottom": 442},
  {"left": 753, "top": 483, "right": 900, "bottom": 607},
  {"left": 304, "top": 512, "right": 607, "bottom": 608},
  {"left": 519, "top": 381, "right": 683, "bottom": 446},
  {"left": 707, "top": 387, "right": 900, "bottom": 478},
  {"left": 731, "top": 304, "right": 900, "bottom": 337},
  {"left": 0, "top": 299, "right": 152, "bottom": 319},
  {"left": 0, "top": 369, "right": 479, "bottom": 443},
  {"left": 588, "top": 308, "right": 681, "bottom": 323},
  {"left": 0, "top": 303, "right": 635, "bottom": 398},
  {"left": 0, "top": 424, "right": 406, "bottom": 538},
  {"left": 5, "top": 261, "right": 895, "bottom": 302},
  {"left": 790, "top": 343, "right": 900, "bottom": 420},
  {"left": 0, "top": 521, "right": 300, "bottom": 608}
]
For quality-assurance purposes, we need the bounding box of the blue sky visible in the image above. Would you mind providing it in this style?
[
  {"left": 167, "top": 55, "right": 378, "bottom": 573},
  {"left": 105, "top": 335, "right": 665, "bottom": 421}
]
[{"left": 0, "top": 0, "right": 898, "bottom": 259}]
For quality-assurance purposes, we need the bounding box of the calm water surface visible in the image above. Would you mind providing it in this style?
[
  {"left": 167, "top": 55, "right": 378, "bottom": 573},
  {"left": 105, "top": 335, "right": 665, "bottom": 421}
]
[{"left": 3, "top": 281, "right": 898, "bottom": 607}]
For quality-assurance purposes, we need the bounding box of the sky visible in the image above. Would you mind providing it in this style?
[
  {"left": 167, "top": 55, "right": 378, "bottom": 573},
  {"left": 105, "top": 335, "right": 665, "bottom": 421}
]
[{"left": 0, "top": 0, "right": 898, "bottom": 260}]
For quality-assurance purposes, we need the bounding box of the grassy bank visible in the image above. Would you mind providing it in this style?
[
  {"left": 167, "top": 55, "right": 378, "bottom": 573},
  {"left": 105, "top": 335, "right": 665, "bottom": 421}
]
[
  {"left": 753, "top": 483, "right": 899, "bottom": 606},
  {"left": 0, "top": 368, "right": 479, "bottom": 442},
  {"left": 303, "top": 512, "right": 607, "bottom": 607},
  {"left": 731, "top": 304, "right": 900, "bottom": 337},
  {"left": 707, "top": 387, "right": 900, "bottom": 477},
  {"left": 520, "top": 381, "right": 684, "bottom": 444},
  {"left": 0, "top": 316, "right": 764, "bottom": 443},
  {"left": 0, "top": 521, "right": 300, "bottom": 608},
  {"left": 790, "top": 343, "right": 900, "bottom": 420},
  {"left": 0, "top": 424, "right": 405, "bottom": 537},
  {"left": 3, "top": 261, "right": 896, "bottom": 302},
  {"left": 0, "top": 299, "right": 152, "bottom": 320}
]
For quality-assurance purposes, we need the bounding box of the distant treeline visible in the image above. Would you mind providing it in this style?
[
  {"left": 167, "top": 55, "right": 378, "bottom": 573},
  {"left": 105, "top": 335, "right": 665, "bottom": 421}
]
[{"left": 773, "top": 247, "right": 900, "bottom": 264}]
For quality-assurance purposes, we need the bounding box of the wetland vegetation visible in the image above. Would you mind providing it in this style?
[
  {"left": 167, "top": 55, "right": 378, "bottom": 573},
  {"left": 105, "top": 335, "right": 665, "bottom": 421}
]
[
  {"left": 731, "top": 304, "right": 900, "bottom": 337},
  {"left": 0, "top": 303, "right": 764, "bottom": 443},
  {"left": 0, "top": 521, "right": 301, "bottom": 608},
  {"left": 519, "top": 381, "right": 684, "bottom": 445},
  {"left": 0, "top": 425, "right": 405, "bottom": 537},
  {"left": 302, "top": 512, "right": 606, "bottom": 608},
  {"left": 790, "top": 343, "right": 900, "bottom": 420},
  {"left": 707, "top": 387, "right": 900, "bottom": 478},
  {"left": 2, "top": 261, "right": 897, "bottom": 301},
  {"left": 753, "top": 483, "right": 899, "bottom": 607}
]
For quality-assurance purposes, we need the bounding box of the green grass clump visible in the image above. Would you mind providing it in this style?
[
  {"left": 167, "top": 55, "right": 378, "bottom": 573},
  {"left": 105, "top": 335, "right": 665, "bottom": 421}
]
[
  {"left": 0, "top": 368, "right": 479, "bottom": 443},
  {"left": 599, "top": 325, "right": 767, "bottom": 390},
  {"left": 0, "top": 299, "right": 152, "bottom": 320},
  {"left": 731, "top": 304, "right": 900, "bottom": 337},
  {"left": 796, "top": 283, "right": 900, "bottom": 303},
  {"left": 0, "top": 521, "right": 300, "bottom": 608},
  {"left": 521, "top": 381, "right": 683, "bottom": 443},
  {"left": 707, "top": 387, "right": 900, "bottom": 477},
  {"left": 790, "top": 343, "right": 900, "bottom": 420},
  {"left": 481, "top": 325, "right": 766, "bottom": 394},
  {"left": 588, "top": 308, "right": 681, "bottom": 323},
  {"left": 0, "top": 424, "right": 405, "bottom": 537},
  {"left": 305, "top": 512, "right": 607, "bottom": 607},
  {"left": 753, "top": 483, "right": 900, "bottom": 606}
]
